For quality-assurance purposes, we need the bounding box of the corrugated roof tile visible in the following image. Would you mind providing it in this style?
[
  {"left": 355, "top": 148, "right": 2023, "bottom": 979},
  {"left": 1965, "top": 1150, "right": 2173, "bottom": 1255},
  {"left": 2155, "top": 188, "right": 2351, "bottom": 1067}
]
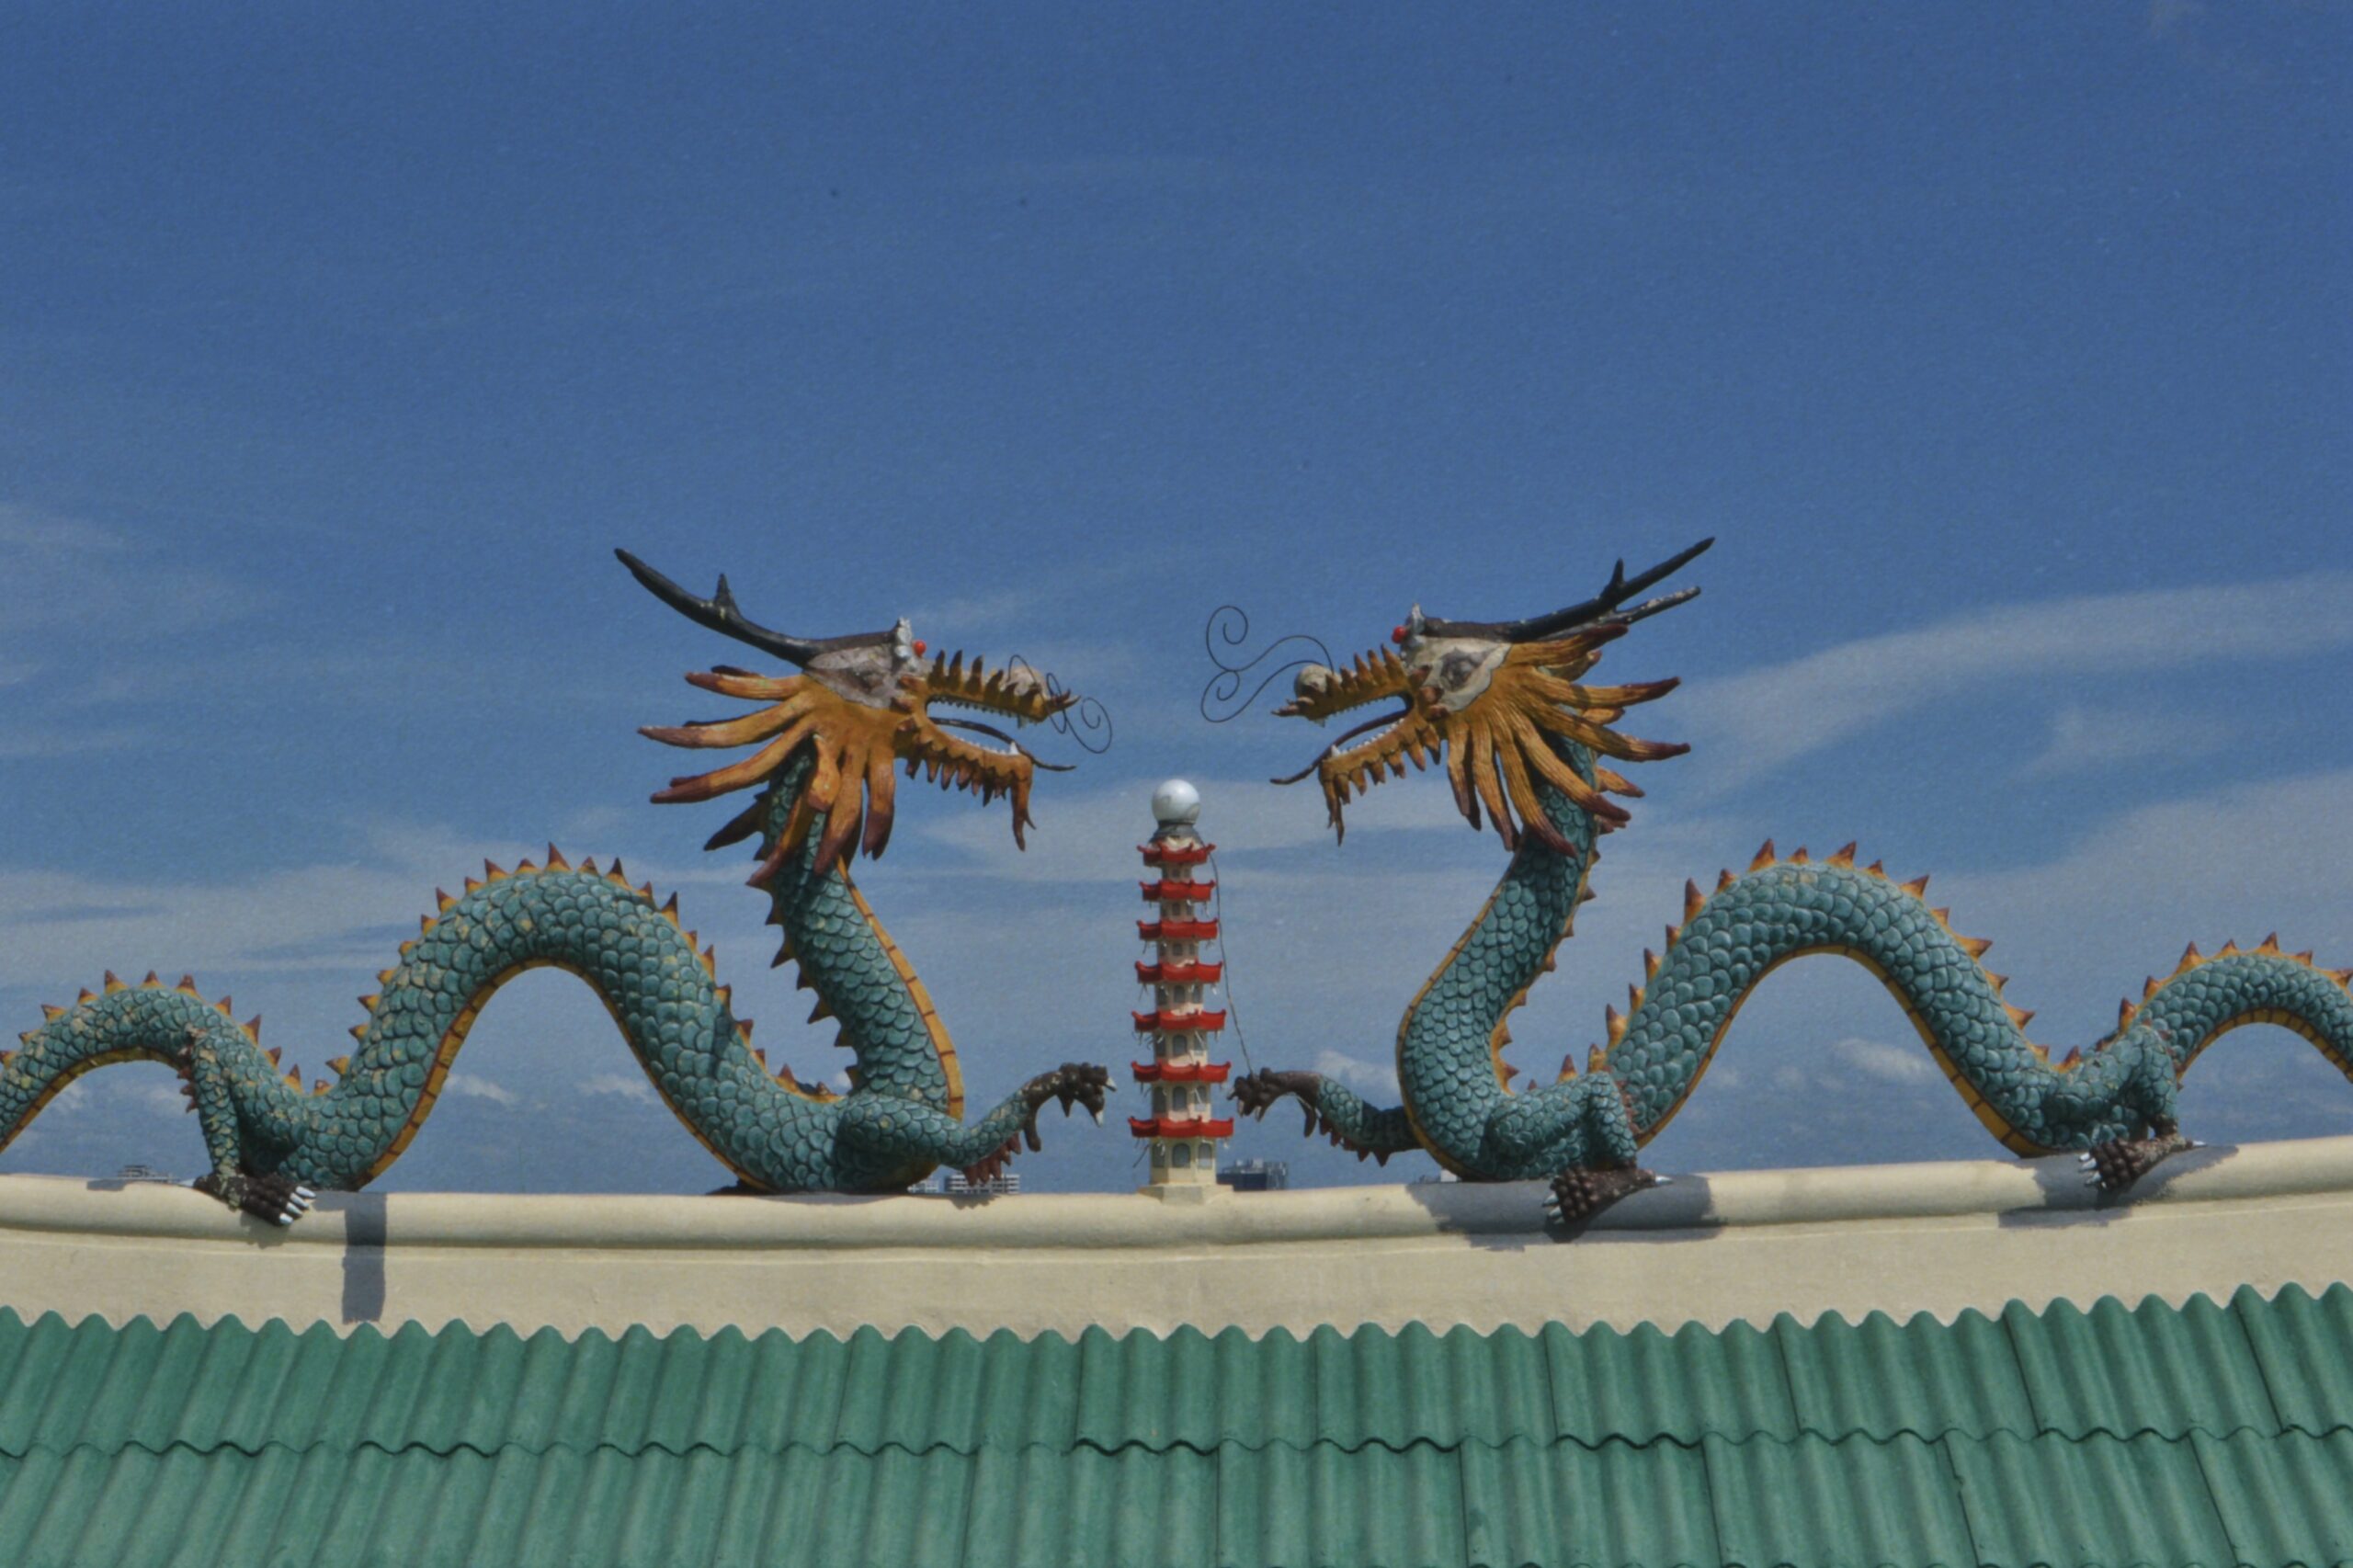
[
  {"left": 1, "top": 1291, "right": 2347, "bottom": 1565},
  {"left": 1944, "top": 1430, "right": 2235, "bottom": 1568}
]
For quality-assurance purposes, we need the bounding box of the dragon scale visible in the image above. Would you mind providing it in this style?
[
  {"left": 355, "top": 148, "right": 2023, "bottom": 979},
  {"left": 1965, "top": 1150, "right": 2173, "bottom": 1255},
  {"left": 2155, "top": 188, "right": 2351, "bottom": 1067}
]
[{"left": 1236, "top": 540, "right": 2353, "bottom": 1216}]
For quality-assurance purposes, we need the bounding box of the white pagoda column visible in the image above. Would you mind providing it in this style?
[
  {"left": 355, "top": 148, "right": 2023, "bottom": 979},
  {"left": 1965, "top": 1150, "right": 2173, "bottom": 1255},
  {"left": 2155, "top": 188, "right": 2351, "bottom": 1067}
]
[{"left": 1131, "top": 778, "right": 1233, "bottom": 1199}]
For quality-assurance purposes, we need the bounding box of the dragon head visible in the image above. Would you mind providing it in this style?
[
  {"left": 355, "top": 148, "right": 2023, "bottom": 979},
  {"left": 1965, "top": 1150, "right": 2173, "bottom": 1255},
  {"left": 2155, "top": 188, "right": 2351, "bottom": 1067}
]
[
  {"left": 619, "top": 550, "right": 1077, "bottom": 879},
  {"left": 1275, "top": 539, "right": 1711, "bottom": 850}
]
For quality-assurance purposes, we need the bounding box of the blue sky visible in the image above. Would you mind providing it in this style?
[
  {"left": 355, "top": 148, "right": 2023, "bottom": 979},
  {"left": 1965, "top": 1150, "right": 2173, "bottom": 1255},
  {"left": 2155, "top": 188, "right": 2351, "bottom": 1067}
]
[{"left": 2, "top": 3, "right": 2347, "bottom": 1195}]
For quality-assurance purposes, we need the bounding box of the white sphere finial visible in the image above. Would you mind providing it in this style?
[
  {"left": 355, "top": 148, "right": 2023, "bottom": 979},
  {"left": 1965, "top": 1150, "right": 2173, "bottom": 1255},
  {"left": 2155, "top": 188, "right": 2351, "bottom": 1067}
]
[{"left": 1151, "top": 778, "right": 1202, "bottom": 827}]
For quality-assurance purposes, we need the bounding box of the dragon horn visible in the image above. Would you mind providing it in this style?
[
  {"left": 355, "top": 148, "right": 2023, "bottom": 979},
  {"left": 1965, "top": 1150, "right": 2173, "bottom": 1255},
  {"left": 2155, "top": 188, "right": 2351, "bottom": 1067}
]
[
  {"left": 1424, "top": 537, "right": 1715, "bottom": 642},
  {"left": 614, "top": 550, "right": 891, "bottom": 667}
]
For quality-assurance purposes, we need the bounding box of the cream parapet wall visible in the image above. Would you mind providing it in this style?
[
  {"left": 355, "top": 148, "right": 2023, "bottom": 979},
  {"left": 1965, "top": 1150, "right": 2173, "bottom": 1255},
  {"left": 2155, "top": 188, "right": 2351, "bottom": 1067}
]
[{"left": 2, "top": 1136, "right": 2351, "bottom": 1341}]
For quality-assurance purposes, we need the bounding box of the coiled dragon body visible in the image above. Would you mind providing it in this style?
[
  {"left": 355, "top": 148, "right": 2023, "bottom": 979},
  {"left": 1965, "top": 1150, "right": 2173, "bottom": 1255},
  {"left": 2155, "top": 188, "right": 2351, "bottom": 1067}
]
[
  {"left": 1234, "top": 541, "right": 2353, "bottom": 1220},
  {"left": 0, "top": 552, "right": 1108, "bottom": 1223}
]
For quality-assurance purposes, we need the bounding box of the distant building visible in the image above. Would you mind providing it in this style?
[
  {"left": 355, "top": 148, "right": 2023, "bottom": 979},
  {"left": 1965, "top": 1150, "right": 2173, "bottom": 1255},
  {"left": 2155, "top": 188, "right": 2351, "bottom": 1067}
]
[
  {"left": 114, "top": 1164, "right": 175, "bottom": 1184},
  {"left": 936, "top": 1170, "right": 1022, "bottom": 1196},
  {"left": 1217, "top": 1159, "right": 1287, "bottom": 1191}
]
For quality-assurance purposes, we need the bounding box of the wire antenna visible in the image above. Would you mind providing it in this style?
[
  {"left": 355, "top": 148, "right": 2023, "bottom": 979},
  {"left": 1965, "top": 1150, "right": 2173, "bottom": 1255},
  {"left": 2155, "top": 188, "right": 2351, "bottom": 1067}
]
[
  {"left": 1199, "top": 606, "right": 1336, "bottom": 723},
  {"left": 1006, "top": 655, "right": 1114, "bottom": 755}
]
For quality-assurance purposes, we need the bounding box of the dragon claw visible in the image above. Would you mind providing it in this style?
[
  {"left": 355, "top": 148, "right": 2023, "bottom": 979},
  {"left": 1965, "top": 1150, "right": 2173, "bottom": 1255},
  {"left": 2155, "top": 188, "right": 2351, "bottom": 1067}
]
[
  {"left": 2080, "top": 1129, "right": 2196, "bottom": 1195},
  {"left": 1546, "top": 1165, "right": 1662, "bottom": 1228},
  {"left": 196, "top": 1171, "right": 316, "bottom": 1227}
]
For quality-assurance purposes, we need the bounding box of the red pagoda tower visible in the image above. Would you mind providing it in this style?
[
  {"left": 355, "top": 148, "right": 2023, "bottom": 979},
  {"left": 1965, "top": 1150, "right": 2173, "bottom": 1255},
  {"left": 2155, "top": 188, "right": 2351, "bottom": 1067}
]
[{"left": 1131, "top": 778, "right": 1233, "bottom": 1196}]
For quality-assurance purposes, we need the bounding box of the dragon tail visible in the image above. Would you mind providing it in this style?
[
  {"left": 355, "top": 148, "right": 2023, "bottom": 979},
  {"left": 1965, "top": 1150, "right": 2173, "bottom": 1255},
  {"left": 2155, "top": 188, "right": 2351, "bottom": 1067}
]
[
  {"left": 1607, "top": 844, "right": 2353, "bottom": 1155},
  {"left": 3, "top": 973, "right": 270, "bottom": 1165}
]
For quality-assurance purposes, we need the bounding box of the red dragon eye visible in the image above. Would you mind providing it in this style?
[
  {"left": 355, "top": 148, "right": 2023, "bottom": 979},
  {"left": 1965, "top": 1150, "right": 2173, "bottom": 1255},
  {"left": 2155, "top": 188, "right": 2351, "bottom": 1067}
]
[
  {"left": 913, "top": 640, "right": 927, "bottom": 657},
  {"left": 1391, "top": 625, "right": 1408, "bottom": 645}
]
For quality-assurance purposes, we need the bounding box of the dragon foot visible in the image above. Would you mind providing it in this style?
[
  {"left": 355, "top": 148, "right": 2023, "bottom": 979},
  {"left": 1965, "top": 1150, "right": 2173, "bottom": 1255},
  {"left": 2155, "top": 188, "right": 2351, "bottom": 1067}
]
[
  {"left": 1232, "top": 1068, "right": 1321, "bottom": 1130},
  {"left": 1544, "top": 1165, "right": 1665, "bottom": 1226},
  {"left": 1019, "top": 1062, "right": 1111, "bottom": 1137},
  {"left": 2078, "top": 1128, "right": 2198, "bottom": 1194},
  {"left": 194, "top": 1171, "right": 316, "bottom": 1227},
  {"left": 951, "top": 1065, "right": 1110, "bottom": 1187}
]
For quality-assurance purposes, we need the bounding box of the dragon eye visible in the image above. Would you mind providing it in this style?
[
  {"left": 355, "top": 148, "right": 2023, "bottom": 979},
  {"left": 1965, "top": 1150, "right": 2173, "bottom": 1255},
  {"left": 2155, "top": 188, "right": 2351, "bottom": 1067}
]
[
  {"left": 913, "top": 640, "right": 927, "bottom": 657},
  {"left": 1391, "top": 625, "right": 1408, "bottom": 645}
]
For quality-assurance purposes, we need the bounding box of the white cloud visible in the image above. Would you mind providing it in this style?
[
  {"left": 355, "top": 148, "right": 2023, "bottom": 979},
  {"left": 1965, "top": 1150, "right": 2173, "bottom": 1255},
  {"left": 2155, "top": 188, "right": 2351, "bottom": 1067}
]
[
  {"left": 581, "top": 1073, "right": 658, "bottom": 1106},
  {"left": 1678, "top": 570, "right": 2353, "bottom": 787},
  {"left": 2017, "top": 703, "right": 2226, "bottom": 780},
  {"left": 0, "top": 505, "right": 264, "bottom": 643},
  {"left": 443, "top": 1073, "right": 519, "bottom": 1107},
  {"left": 1313, "top": 1049, "right": 1400, "bottom": 1102},
  {"left": 1827, "top": 1035, "right": 1939, "bottom": 1085}
]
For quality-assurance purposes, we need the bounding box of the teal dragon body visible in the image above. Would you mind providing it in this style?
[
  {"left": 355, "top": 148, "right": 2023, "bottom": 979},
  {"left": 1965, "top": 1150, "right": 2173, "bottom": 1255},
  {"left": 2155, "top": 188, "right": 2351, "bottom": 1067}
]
[
  {"left": 1, "top": 554, "right": 1107, "bottom": 1223},
  {"left": 1234, "top": 541, "right": 2353, "bottom": 1218}
]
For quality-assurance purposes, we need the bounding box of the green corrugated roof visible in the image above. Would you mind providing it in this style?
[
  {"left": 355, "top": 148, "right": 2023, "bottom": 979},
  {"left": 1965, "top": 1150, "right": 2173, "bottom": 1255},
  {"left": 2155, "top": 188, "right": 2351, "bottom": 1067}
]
[{"left": 0, "top": 1289, "right": 2347, "bottom": 1567}]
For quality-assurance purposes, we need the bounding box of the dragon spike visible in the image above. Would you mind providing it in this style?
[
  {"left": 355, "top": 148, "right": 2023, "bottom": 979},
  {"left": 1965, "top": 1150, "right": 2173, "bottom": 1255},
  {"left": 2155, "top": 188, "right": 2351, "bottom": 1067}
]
[
  {"left": 2218, "top": 938, "right": 2242, "bottom": 958},
  {"left": 714, "top": 983, "right": 732, "bottom": 1011},
  {"left": 1958, "top": 934, "right": 1993, "bottom": 960},
  {"left": 1664, "top": 924, "right": 1681, "bottom": 949},
  {"left": 312, "top": 1079, "right": 332, "bottom": 1096},
  {"left": 1865, "top": 859, "right": 1885, "bottom": 877},
  {"left": 359, "top": 994, "right": 381, "bottom": 1014},
  {"left": 738, "top": 1017, "right": 755, "bottom": 1040},
  {"left": 377, "top": 969, "right": 397, "bottom": 987},
  {"left": 350, "top": 1023, "right": 369, "bottom": 1042},
  {"left": 1750, "top": 840, "right": 1777, "bottom": 871},
  {"left": 2142, "top": 975, "right": 2163, "bottom": 1001},
  {"left": 700, "top": 945, "right": 719, "bottom": 977},
  {"left": 661, "top": 893, "right": 682, "bottom": 924},
  {"left": 2256, "top": 932, "right": 2281, "bottom": 955},
  {"left": 1902, "top": 874, "right": 1930, "bottom": 897},
  {"left": 139, "top": 971, "right": 160, "bottom": 989},
  {"left": 546, "top": 844, "right": 571, "bottom": 870},
  {"left": 436, "top": 889, "right": 456, "bottom": 913},
  {"left": 749, "top": 1046, "right": 767, "bottom": 1070},
  {"left": 282, "top": 1068, "right": 302, "bottom": 1094},
  {"left": 1683, "top": 880, "right": 1705, "bottom": 921},
  {"left": 1829, "top": 843, "right": 1858, "bottom": 867},
  {"left": 244, "top": 1017, "right": 262, "bottom": 1041},
  {"left": 103, "top": 971, "right": 125, "bottom": 994},
  {"left": 1717, "top": 869, "right": 1736, "bottom": 892},
  {"left": 483, "top": 860, "right": 506, "bottom": 881},
  {"left": 1604, "top": 1005, "right": 1628, "bottom": 1047},
  {"left": 264, "top": 1046, "right": 283, "bottom": 1068},
  {"left": 2293, "top": 949, "right": 2313, "bottom": 966},
  {"left": 76, "top": 989, "right": 95, "bottom": 1005},
  {"left": 328, "top": 1056, "right": 351, "bottom": 1076},
  {"left": 1643, "top": 949, "right": 1662, "bottom": 981},
  {"left": 1586, "top": 1043, "right": 1610, "bottom": 1074},
  {"left": 2175, "top": 942, "right": 2203, "bottom": 975},
  {"left": 579, "top": 857, "right": 598, "bottom": 877},
  {"left": 607, "top": 858, "right": 630, "bottom": 885},
  {"left": 2060, "top": 1046, "right": 2083, "bottom": 1069},
  {"left": 1930, "top": 907, "right": 1951, "bottom": 926},
  {"left": 1986, "top": 971, "right": 2009, "bottom": 993},
  {"left": 808, "top": 996, "right": 834, "bottom": 1024},
  {"left": 515, "top": 859, "right": 538, "bottom": 875},
  {"left": 1626, "top": 983, "right": 1646, "bottom": 1014},
  {"left": 213, "top": 996, "right": 234, "bottom": 1018},
  {"left": 2005, "top": 1004, "right": 2035, "bottom": 1031},
  {"left": 463, "top": 877, "right": 484, "bottom": 894},
  {"left": 40, "top": 1005, "right": 63, "bottom": 1021},
  {"left": 176, "top": 975, "right": 201, "bottom": 995},
  {"left": 1789, "top": 846, "right": 1810, "bottom": 865},
  {"left": 399, "top": 939, "right": 417, "bottom": 957},
  {"left": 2118, "top": 998, "right": 2139, "bottom": 1029}
]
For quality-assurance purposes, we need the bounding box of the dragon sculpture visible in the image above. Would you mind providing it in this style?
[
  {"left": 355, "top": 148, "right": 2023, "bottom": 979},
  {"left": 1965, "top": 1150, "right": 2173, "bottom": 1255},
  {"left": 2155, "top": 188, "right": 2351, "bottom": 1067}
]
[
  {"left": 1232, "top": 540, "right": 2353, "bottom": 1221},
  {"left": 0, "top": 552, "right": 1109, "bottom": 1223}
]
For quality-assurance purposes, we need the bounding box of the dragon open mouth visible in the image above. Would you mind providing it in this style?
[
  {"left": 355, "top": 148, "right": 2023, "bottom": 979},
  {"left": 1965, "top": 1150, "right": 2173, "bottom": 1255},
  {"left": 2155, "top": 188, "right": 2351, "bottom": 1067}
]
[
  {"left": 619, "top": 551, "right": 1081, "bottom": 876},
  {"left": 1270, "top": 540, "right": 1711, "bottom": 850}
]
